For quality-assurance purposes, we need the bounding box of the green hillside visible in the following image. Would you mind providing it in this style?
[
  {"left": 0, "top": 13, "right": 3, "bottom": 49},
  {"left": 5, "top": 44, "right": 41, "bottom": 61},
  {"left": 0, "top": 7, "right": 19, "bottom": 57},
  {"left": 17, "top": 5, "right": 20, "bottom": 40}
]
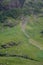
[{"left": 0, "top": 0, "right": 43, "bottom": 65}]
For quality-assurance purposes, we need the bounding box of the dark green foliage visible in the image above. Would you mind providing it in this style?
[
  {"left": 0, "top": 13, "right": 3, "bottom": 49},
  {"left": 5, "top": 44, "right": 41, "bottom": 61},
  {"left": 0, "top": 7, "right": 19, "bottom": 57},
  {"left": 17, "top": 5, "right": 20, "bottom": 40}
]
[
  {"left": 0, "top": 8, "right": 22, "bottom": 23},
  {"left": 22, "top": 8, "right": 31, "bottom": 16},
  {"left": 0, "top": 11, "right": 7, "bottom": 23}
]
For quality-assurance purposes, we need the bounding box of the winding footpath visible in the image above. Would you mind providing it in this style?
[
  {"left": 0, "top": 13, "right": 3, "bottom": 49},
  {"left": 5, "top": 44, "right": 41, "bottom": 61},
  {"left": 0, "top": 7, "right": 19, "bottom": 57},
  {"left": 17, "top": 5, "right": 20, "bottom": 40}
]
[{"left": 20, "top": 16, "right": 43, "bottom": 50}]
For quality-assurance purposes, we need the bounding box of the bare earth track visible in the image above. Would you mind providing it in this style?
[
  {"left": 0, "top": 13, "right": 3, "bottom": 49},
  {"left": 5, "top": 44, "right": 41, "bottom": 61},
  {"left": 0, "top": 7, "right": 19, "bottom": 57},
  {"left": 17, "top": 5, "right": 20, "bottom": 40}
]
[{"left": 20, "top": 16, "right": 43, "bottom": 50}]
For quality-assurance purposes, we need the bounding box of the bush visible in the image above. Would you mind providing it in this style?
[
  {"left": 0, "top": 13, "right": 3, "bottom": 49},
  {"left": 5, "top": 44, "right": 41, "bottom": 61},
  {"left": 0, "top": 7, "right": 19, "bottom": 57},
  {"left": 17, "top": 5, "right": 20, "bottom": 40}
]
[{"left": 0, "top": 8, "right": 22, "bottom": 23}]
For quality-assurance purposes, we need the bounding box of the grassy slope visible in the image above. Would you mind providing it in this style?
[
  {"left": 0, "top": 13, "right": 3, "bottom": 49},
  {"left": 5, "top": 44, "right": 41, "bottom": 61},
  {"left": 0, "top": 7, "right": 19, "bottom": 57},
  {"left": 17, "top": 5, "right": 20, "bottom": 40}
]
[
  {"left": 26, "top": 16, "right": 43, "bottom": 46},
  {"left": 0, "top": 17, "right": 43, "bottom": 65},
  {"left": 0, "top": 57, "right": 43, "bottom": 65}
]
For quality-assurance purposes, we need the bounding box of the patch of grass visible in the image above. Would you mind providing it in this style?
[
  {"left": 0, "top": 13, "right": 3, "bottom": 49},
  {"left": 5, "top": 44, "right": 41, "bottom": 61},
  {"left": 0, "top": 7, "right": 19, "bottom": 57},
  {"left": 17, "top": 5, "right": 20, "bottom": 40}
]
[
  {"left": 26, "top": 16, "right": 43, "bottom": 45},
  {"left": 0, "top": 57, "right": 43, "bottom": 65}
]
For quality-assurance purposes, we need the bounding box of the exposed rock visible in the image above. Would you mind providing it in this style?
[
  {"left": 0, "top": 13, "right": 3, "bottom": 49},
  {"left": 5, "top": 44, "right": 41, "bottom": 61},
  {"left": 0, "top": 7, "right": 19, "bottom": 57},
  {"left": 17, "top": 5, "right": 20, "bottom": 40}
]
[
  {"left": 3, "top": 21, "right": 18, "bottom": 28},
  {"left": 0, "top": 0, "right": 25, "bottom": 10},
  {"left": 3, "top": 23, "right": 14, "bottom": 27},
  {"left": 0, "top": 41, "right": 19, "bottom": 49},
  {"left": 1, "top": 44, "right": 9, "bottom": 49},
  {"left": 8, "top": 42, "right": 17, "bottom": 46}
]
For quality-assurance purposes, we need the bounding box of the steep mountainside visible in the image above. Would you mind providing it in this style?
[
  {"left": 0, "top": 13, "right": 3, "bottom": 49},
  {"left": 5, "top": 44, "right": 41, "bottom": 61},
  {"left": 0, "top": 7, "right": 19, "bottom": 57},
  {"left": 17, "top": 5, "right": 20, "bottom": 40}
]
[{"left": 0, "top": 0, "right": 25, "bottom": 10}]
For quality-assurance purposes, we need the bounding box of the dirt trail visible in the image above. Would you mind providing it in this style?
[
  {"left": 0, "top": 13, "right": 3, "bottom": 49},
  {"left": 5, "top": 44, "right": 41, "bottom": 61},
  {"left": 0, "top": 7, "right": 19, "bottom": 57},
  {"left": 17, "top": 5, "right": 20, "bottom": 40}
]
[
  {"left": 20, "top": 16, "right": 30, "bottom": 38},
  {"left": 20, "top": 16, "right": 43, "bottom": 50}
]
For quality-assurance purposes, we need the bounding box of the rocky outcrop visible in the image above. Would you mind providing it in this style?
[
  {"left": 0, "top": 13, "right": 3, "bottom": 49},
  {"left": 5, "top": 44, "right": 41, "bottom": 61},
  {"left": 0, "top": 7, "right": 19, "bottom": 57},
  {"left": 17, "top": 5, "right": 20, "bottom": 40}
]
[
  {"left": 0, "top": 41, "right": 20, "bottom": 49},
  {"left": 0, "top": 0, "right": 25, "bottom": 10}
]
